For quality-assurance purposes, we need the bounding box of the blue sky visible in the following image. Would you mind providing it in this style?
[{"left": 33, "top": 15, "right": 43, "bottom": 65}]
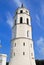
[{"left": 0, "top": 0, "right": 44, "bottom": 62}]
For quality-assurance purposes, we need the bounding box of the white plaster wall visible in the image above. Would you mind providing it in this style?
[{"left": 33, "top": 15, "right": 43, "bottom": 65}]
[
  {"left": 0, "top": 54, "right": 7, "bottom": 65},
  {"left": 16, "top": 14, "right": 31, "bottom": 25},
  {"left": 9, "top": 39, "right": 36, "bottom": 65},
  {"left": 12, "top": 24, "right": 32, "bottom": 39}
]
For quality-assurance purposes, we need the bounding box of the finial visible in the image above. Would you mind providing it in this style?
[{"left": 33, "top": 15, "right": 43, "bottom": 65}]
[{"left": 21, "top": 4, "right": 24, "bottom": 8}]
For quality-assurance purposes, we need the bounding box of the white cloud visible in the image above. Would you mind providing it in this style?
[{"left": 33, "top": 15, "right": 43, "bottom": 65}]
[
  {"left": 34, "top": 1, "right": 44, "bottom": 31},
  {"left": 6, "top": 12, "right": 14, "bottom": 28},
  {"left": 35, "top": 14, "right": 42, "bottom": 28},
  {"left": 40, "top": 2, "right": 44, "bottom": 16},
  {"left": 37, "top": 37, "right": 44, "bottom": 46},
  {"left": 14, "top": 0, "right": 22, "bottom": 7},
  {"left": 35, "top": 14, "right": 44, "bottom": 30},
  {"left": 37, "top": 37, "right": 44, "bottom": 55},
  {"left": 36, "top": 14, "right": 40, "bottom": 22}
]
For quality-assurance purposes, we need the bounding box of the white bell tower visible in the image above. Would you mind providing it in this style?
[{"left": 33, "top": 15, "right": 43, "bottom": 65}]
[{"left": 9, "top": 4, "right": 36, "bottom": 65}]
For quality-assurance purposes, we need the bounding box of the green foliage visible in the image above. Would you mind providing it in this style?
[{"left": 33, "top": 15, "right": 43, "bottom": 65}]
[
  {"left": 6, "top": 60, "right": 44, "bottom": 65},
  {"left": 36, "top": 60, "right": 44, "bottom": 65},
  {"left": 6, "top": 62, "right": 9, "bottom": 65}
]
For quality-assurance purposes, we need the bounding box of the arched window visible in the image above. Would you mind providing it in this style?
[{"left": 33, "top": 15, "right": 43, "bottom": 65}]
[
  {"left": 31, "top": 44, "right": 32, "bottom": 47},
  {"left": 27, "top": 18, "right": 29, "bottom": 25},
  {"left": 20, "top": 10, "right": 23, "bottom": 13},
  {"left": 14, "top": 52, "right": 15, "bottom": 56},
  {"left": 27, "top": 31, "right": 29, "bottom": 37},
  {"left": 23, "top": 42, "right": 25, "bottom": 46},
  {"left": 23, "top": 52, "right": 25, "bottom": 55},
  {"left": 31, "top": 53, "right": 33, "bottom": 56},
  {"left": 15, "top": 20, "right": 16, "bottom": 25},
  {"left": 16, "top": 12, "right": 17, "bottom": 14},
  {"left": 15, "top": 43, "right": 16, "bottom": 47},
  {"left": 20, "top": 17, "right": 23, "bottom": 23}
]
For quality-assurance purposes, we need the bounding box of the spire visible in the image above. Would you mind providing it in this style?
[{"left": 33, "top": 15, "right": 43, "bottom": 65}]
[{"left": 21, "top": 4, "right": 24, "bottom": 8}]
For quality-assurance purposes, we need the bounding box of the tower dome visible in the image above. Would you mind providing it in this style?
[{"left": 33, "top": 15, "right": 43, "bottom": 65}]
[{"left": 16, "top": 4, "right": 29, "bottom": 15}]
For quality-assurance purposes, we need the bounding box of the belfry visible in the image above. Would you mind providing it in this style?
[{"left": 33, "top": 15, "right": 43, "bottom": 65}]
[{"left": 9, "top": 4, "right": 36, "bottom": 65}]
